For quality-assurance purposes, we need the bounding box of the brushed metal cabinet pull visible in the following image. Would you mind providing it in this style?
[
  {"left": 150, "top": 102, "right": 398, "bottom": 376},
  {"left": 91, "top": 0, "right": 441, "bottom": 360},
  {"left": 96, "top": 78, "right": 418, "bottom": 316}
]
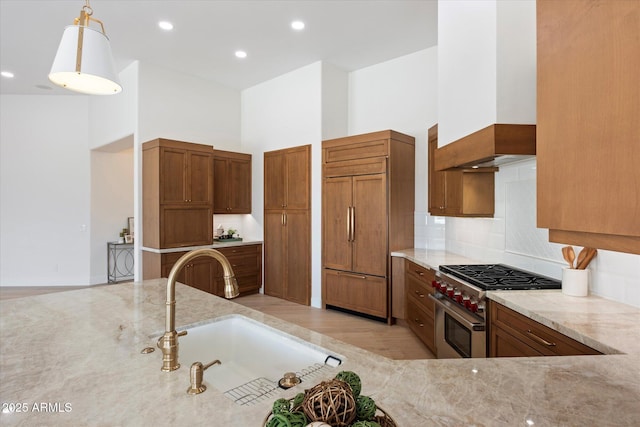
[
  {"left": 346, "top": 207, "right": 351, "bottom": 241},
  {"left": 350, "top": 206, "right": 355, "bottom": 241},
  {"left": 526, "top": 329, "right": 556, "bottom": 347}
]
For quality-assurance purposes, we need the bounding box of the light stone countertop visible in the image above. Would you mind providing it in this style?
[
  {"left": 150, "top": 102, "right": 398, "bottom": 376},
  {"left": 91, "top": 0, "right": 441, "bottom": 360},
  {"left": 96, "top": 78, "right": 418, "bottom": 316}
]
[
  {"left": 142, "top": 240, "right": 263, "bottom": 254},
  {"left": 1, "top": 277, "right": 639, "bottom": 426}
]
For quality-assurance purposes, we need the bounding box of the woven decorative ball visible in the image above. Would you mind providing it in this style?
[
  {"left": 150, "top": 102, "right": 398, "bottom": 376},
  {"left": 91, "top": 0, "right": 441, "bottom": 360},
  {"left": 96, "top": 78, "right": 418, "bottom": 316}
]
[
  {"left": 355, "top": 395, "right": 377, "bottom": 421},
  {"left": 265, "top": 411, "right": 308, "bottom": 427},
  {"left": 351, "top": 421, "right": 381, "bottom": 427},
  {"left": 301, "top": 379, "right": 357, "bottom": 427},
  {"left": 292, "top": 392, "right": 305, "bottom": 411},
  {"left": 272, "top": 398, "right": 291, "bottom": 415},
  {"left": 334, "top": 370, "right": 362, "bottom": 397}
]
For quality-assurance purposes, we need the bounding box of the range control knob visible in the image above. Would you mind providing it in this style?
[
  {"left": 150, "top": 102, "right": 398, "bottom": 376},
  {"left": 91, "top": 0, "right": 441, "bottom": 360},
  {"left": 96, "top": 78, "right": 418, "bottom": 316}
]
[
  {"left": 446, "top": 287, "right": 455, "bottom": 298},
  {"left": 454, "top": 291, "right": 463, "bottom": 304},
  {"left": 469, "top": 299, "right": 479, "bottom": 313},
  {"left": 431, "top": 280, "right": 439, "bottom": 289}
]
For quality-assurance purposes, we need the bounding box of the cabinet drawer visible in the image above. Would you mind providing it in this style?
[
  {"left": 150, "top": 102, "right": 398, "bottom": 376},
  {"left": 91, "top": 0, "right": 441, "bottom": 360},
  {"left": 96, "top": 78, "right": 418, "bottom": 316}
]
[
  {"left": 323, "top": 139, "right": 389, "bottom": 163},
  {"left": 405, "top": 261, "right": 435, "bottom": 285},
  {"left": 490, "top": 302, "right": 601, "bottom": 356},
  {"left": 406, "top": 275, "right": 434, "bottom": 315},
  {"left": 216, "top": 244, "right": 259, "bottom": 258},
  {"left": 324, "top": 269, "right": 387, "bottom": 318},
  {"left": 406, "top": 298, "right": 436, "bottom": 354}
]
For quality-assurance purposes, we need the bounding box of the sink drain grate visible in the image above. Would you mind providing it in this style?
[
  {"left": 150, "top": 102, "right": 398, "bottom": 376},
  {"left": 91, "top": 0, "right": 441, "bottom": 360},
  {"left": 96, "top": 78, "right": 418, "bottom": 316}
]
[{"left": 224, "top": 363, "right": 336, "bottom": 405}]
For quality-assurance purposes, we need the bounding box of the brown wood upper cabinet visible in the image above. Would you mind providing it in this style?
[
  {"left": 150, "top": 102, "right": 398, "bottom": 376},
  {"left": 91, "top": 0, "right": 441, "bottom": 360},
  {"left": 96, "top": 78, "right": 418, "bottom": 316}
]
[
  {"left": 322, "top": 130, "right": 415, "bottom": 323},
  {"left": 264, "top": 145, "right": 310, "bottom": 211},
  {"left": 537, "top": 0, "right": 640, "bottom": 254},
  {"left": 143, "top": 138, "right": 214, "bottom": 249},
  {"left": 263, "top": 145, "right": 311, "bottom": 305},
  {"left": 213, "top": 150, "right": 251, "bottom": 214},
  {"left": 428, "top": 125, "right": 496, "bottom": 217}
]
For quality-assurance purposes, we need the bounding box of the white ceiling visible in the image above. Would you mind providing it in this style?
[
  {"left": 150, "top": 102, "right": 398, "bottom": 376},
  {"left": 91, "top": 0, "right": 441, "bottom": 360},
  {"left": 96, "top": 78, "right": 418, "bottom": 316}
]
[{"left": 0, "top": 0, "right": 437, "bottom": 95}]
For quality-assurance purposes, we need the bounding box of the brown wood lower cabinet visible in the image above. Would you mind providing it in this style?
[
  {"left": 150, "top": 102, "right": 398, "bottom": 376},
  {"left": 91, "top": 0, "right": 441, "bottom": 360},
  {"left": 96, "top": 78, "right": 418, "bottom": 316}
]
[
  {"left": 323, "top": 269, "right": 387, "bottom": 319},
  {"left": 143, "top": 244, "right": 262, "bottom": 297},
  {"left": 489, "top": 301, "right": 601, "bottom": 357},
  {"left": 215, "top": 244, "right": 262, "bottom": 296},
  {"left": 404, "top": 261, "right": 436, "bottom": 354}
]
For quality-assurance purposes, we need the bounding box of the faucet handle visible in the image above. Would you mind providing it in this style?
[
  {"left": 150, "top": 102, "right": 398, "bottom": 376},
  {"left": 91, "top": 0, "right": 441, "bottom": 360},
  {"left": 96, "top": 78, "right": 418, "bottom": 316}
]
[{"left": 177, "top": 330, "right": 187, "bottom": 337}]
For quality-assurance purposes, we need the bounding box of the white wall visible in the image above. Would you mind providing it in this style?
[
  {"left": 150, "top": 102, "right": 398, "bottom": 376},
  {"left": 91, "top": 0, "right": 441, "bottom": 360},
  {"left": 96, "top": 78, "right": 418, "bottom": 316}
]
[
  {"left": 89, "top": 62, "right": 139, "bottom": 150},
  {"left": 437, "top": 0, "right": 536, "bottom": 146},
  {"left": 0, "top": 95, "right": 91, "bottom": 286},
  {"left": 349, "top": 47, "right": 439, "bottom": 249},
  {"left": 138, "top": 63, "right": 240, "bottom": 145},
  {"left": 90, "top": 147, "right": 134, "bottom": 284},
  {"left": 241, "top": 62, "right": 324, "bottom": 306}
]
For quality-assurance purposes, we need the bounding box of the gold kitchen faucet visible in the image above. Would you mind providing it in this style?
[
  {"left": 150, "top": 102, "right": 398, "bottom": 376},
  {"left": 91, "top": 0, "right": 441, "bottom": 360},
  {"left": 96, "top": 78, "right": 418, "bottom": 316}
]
[{"left": 157, "top": 248, "right": 239, "bottom": 372}]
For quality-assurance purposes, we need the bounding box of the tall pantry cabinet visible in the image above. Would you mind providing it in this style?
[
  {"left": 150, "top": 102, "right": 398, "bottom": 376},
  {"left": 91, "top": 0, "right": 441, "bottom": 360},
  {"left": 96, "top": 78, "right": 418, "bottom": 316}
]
[
  {"left": 322, "top": 130, "right": 415, "bottom": 323},
  {"left": 263, "top": 145, "right": 311, "bottom": 305}
]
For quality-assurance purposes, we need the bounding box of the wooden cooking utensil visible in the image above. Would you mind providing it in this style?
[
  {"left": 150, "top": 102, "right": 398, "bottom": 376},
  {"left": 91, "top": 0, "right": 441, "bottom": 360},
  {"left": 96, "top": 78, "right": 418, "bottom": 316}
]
[
  {"left": 562, "top": 246, "right": 575, "bottom": 269},
  {"left": 577, "top": 248, "right": 597, "bottom": 269},
  {"left": 575, "top": 247, "right": 588, "bottom": 269}
]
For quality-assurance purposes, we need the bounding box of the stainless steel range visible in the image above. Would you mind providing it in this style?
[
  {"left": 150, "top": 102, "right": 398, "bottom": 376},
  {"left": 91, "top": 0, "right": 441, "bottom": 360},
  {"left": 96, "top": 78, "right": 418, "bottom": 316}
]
[{"left": 430, "top": 264, "right": 561, "bottom": 359}]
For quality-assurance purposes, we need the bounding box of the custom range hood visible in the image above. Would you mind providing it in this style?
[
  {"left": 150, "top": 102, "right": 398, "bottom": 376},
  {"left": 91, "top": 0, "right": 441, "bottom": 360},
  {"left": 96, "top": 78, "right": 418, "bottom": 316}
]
[{"left": 434, "top": 124, "right": 536, "bottom": 170}]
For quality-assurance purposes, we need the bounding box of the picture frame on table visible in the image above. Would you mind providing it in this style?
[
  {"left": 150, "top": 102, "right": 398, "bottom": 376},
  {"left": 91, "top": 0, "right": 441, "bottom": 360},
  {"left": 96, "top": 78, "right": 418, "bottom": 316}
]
[
  {"left": 127, "top": 217, "right": 134, "bottom": 239},
  {"left": 124, "top": 235, "right": 133, "bottom": 244}
]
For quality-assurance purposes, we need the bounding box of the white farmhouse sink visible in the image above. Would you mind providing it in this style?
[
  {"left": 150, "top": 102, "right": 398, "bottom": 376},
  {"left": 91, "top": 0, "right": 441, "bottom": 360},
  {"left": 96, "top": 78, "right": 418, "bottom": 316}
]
[{"left": 170, "top": 314, "right": 343, "bottom": 404}]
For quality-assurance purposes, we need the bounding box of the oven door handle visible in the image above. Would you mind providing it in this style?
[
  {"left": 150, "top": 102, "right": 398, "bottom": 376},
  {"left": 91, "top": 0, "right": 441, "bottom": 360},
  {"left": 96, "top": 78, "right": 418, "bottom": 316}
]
[{"left": 428, "top": 294, "right": 485, "bottom": 331}]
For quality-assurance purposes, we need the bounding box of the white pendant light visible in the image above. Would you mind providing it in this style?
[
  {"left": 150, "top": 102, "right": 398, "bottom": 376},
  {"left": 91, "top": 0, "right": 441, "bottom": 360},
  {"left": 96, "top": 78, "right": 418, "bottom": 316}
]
[{"left": 49, "top": 0, "right": 122, "bottom": 95}]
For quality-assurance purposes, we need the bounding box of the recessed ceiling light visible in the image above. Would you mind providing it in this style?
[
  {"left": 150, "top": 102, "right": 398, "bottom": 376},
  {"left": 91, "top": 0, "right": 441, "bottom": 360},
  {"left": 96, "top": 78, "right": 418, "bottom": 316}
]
[
  {"left": 158, "top": 21, "right": 174, "bottom": 31},
  {"left": 1, "top": 71, "right": 15, "bottom": 78},
  {"left": 291, "top": 20, "right": 305, "bottom": 31},
  {"left": 235, "top": 50, "right": 247, "bottom": 59}
]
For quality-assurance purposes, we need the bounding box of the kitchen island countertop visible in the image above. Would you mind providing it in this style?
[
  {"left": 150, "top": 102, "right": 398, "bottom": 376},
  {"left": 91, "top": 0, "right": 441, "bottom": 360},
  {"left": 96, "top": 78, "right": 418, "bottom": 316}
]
[{"left": 1, "top": 277, "right": 639, "bottom": 426}]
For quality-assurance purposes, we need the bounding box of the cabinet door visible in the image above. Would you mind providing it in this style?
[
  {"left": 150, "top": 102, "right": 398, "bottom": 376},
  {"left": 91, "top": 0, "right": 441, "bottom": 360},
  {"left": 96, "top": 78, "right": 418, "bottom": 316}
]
[
  {"left": 264, "top": 153, "right": 286, "bottom": 210},
  {"left": 188, "top": 258, "right": 214, "bottom": 294},
  {"left": 228, "top": 158, "right": 252, "bottom": 213},
  {"left": 214, "top": 156, "right": 251, "bottom": 214},
  {"left": 160, "top": 148, "right": 187, "bottom": 204},
  {"left": 428, "top": 131, "right": 446, "bottom": 215},
  {"left": 537, "top": 0, "right": 640, "bottom": 254},
  {"left": 264, "top": 211, "right": 285, "bottom": 298},
  {"left": 284, "top": 210, "right": 310, "bottom": 305},
  {"left": 352, "top": 173, "right": 387, "bottom": 277},
  {"left": 160, "top": 206, "right": 213, "bottom": 248},
  {"left": 187, "top": 151, "right": 213, "bottom": 204},
  {"left": 285, "top": 146, "right": 311, "bottom": 210},
  {"left": 323, "top": 176, "right": 353, "bottom": 271},
  {"left": 213, "top": 157, "right": 229, "bottom": 213}
]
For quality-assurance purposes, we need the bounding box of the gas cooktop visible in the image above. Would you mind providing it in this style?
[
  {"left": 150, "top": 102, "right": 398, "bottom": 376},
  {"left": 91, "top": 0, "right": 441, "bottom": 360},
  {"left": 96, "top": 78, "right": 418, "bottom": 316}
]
[{"left": 439, "top": 264, "right": 561, "bottom": 291}]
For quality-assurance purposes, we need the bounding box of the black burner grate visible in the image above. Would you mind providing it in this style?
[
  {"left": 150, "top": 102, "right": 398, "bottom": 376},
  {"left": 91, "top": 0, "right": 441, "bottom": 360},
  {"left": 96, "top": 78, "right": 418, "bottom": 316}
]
[{"left": 439, "top": 264, "right": 561, "bottom": 290}]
